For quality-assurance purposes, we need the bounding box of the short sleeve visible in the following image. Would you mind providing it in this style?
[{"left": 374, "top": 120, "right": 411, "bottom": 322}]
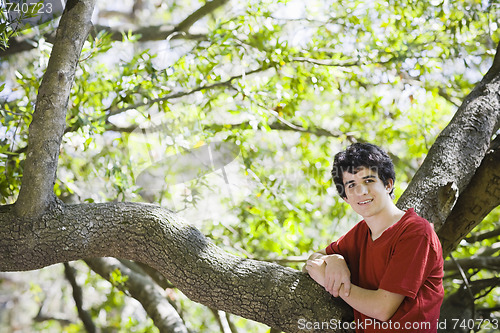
[
  {"left": 325, "top": 237, "right": 343, "bottom": 255},
  {"left": 324, "top": 221, "right": 367, "bottom": 261},
  {"left": 379, "top": 225, "right": 439, "bottom": 298}
]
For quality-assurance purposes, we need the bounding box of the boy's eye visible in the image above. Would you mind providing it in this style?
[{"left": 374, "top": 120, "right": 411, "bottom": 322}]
[{"left": 348, "top": 183, "right": 355, "bottom": 188}]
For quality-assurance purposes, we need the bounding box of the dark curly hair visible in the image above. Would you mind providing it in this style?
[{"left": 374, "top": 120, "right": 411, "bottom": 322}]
[{"left": 331, "top": 143, "right": 395, "bottom": 199}]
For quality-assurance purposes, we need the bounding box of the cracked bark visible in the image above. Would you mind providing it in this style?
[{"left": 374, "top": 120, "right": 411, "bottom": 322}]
[
  {"left": 397, "top": 43, "right": 500, "bottom": 229},
  {"left": 438, "top": 147, "right": 500, "bottom": 257},
  {"left": 0, "top": 202, "right": 353, "bottom": 332},
  {"left": 15, "top": 0, "right": 95, "bottom": 218}
]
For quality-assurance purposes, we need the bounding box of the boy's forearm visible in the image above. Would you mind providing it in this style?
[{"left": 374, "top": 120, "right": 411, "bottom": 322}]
[{"left": 339, "top": 284, "right": 405, "bottom": 322}]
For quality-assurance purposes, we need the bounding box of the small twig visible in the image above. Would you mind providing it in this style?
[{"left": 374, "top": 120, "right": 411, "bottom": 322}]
[
  {"left": 106, "top": 67, "right": 267, "bottom": 118},
  {"left": 450, "top": 254, "right": 476, "bottom": 331},
  {"left": 63, "top": 262, "right": 97, "bottom": 333}
]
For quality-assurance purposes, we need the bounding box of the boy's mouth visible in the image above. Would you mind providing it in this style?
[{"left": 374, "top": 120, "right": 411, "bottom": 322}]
[{"left": 358, "top": 199, "right": 373, "bottom": 205}]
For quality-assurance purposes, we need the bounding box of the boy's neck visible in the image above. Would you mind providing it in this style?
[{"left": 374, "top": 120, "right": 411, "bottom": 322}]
[{"left": 364, "top": 202, "right": 405, "bottom": 241}]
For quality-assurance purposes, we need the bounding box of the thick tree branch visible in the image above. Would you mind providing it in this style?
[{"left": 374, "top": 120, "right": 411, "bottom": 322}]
[
  {"left": 0, "top": 202, "right": 353, "bottom": 333},
  {"left": 14, "top": 0, "right": 96, "bottom": 218},
  {"left": 85, "top": 257, "right": 188, "bottom": 333},
  {"left": 397, "top": 42, "right": 500, "bottom": 229},
  {"left": 437, "top": 146, "right": 500, "bottom": 257},
  {"left": 132, "top": 261, "right": 176, "bottom": 289}
]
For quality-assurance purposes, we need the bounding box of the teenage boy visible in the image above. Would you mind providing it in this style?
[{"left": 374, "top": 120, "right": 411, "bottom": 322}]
[{"left": 304, "top": 143, "right": 444, "bottom": 333}]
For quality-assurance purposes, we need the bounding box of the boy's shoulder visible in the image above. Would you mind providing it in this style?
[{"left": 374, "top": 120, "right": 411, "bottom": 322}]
[
  {"left": 402, "top": 209, "right": 435, "bottom": 230},
  {"left": 398, "top": 208, "right": 440, "bottom": 243}
]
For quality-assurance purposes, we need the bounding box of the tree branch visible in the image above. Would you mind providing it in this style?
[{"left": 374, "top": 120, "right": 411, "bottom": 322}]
[
  {"left": 106, "top": 119, "right": 351, "bottom": 141},
  {"left": 14, "top": 0, "right": 96, "bottom": 218},
  {"left": 0, "top": 0, "right": 230, "bottom": 58},
  {"left": 85, "top": 257, "right": 188, "bottom": 333},
  {"left": 131, "top": 261, "right": 176, "bottom": 289},
  {"left": 0, "top": 202, "right": 353, "bottom": 333},
  {"left": 106, "top": 66, "right": 267, "bottom": 117},
  {"left": 437, "top": 146, "right": 500, "bottom": 257},
  {"left": 465, "top": 227, "right": 500, "bottom": 244},
  {"left": 397, "top": 42, "right": 500, "bottom": 229},
  {"left": 0, "top": 26, "right": 206, "bottom": 58},
  {"left": 174, "top": 0, "right": 229, "bottom": 33},
  {"left": 63, "top": 262, "right": 96, "bottom": 333},
  {"left": 444, "top": 256, "right": 500, "bottom": 272}
]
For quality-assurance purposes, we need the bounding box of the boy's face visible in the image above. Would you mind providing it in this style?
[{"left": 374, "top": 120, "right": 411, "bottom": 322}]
[{"left": 342, "top": 167, "right": 394, "bottom": 219}]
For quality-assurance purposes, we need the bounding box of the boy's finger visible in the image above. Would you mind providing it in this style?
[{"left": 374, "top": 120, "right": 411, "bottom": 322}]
[
  {"left": 343, "top": 280, "right": 351, "bottom": 297},
  {"left": 332, "top": 280, "right": 341, "bottom": 297}
]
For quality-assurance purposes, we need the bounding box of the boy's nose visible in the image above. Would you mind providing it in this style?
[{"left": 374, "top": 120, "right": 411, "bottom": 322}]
[{"left": 358, "top": 184, "right": 369, "bottom": 195}]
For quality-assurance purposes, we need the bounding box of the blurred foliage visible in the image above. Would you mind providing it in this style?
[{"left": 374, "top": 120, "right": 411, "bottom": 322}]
[{"left": 1, "top": 0, "right": 499, "bottom": 331}]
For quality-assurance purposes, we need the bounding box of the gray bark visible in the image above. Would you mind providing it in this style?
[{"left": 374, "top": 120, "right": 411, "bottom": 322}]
[
  {"left": 15, "top": 0, "right": 96, "bottom": 218},
  {"left": 438, "top": 146, "right": 500, "bottom": 256},
  {"left": 0, "top": 202, "right": 353, "bottom": 332},
  {"left": 397, "top": 43, "right": 500, "bottom": 230}
]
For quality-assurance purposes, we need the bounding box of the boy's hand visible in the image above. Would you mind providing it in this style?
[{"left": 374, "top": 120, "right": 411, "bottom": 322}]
[
  {"left": 304, "top": 258, "right": 326, "bottom": 287},
  {"left": 323, "top": 254, "right": 351, "bottom": 297}
]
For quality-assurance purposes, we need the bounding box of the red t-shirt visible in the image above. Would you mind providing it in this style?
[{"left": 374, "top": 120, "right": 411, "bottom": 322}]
[{"left": 325, "top": 209, "right": 444, "bottom": 333}]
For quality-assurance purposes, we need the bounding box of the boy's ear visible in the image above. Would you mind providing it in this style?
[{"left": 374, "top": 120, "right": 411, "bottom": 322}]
[{"left": 385, "top": 178, "right": 394, "bottom": 192}]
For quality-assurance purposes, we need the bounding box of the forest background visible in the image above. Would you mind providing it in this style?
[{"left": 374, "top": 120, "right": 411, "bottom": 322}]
[{"left": 0, "top": 0, "right": 499, "bottom": 332}]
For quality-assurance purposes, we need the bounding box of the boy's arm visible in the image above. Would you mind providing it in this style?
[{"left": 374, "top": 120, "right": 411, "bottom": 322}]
[
  {"left": 305, "top": 254, "right": 405, "bottom": 322},
  {"left": 339, "top": 284, "right": 405, "bottom": 322},
  {"left": 303, "top": 250, "right": 351, "bottom": 297},
  {"left": 302, "top": 249, "right": 327, "bottom": 274}
]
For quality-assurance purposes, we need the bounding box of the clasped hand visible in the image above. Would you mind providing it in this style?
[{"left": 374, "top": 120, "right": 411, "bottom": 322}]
[{"left": 304, "top": 254, "right": 351, "bottom": 297}]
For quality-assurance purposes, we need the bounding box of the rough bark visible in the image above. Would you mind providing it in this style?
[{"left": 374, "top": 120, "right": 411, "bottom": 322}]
[
  {"left": 85, "top": 257, "right": 189, "bottom": 333},
  {"left": 14, "top": 0, "right": 95, "bottom": 218},
  {"left": 397, "top": 43, "right": 500, "bottom": 229},
  {"left": 438, "top": 146, "right": 500, "bottom": 257},
  {"left": 0, "top": 202, "right": 353, "bottom": 333}
]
